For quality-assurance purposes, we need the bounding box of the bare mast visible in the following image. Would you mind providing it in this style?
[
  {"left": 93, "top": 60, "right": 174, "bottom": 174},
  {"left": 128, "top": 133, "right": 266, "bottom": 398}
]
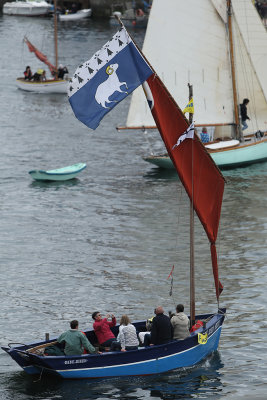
[
  {"left": 227, "top": 0, "right": 242, "bottom": 140},
  {"left": 188, "top": 83, "right": 195, "bottom": 328},
  {"left": 54, "top": 0, "right": 58, "bottom": 77}
]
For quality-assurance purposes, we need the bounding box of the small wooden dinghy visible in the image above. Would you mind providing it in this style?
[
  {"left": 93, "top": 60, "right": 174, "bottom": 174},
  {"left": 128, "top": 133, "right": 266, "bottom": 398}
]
[{"left": 29, "top": 163, "right": 86, "bottom": 181}]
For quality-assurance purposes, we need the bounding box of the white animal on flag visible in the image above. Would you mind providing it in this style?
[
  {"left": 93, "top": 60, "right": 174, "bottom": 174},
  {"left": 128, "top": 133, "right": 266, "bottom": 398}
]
[{"left": 95, "top": 63, "right": 128, "bottom": 108}]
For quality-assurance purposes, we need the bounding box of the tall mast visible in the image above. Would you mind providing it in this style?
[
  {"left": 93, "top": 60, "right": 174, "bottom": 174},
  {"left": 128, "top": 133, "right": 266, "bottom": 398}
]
[
  {"left": 227, "top": 0, "right": 242, "bottom": 140},
  {"left": 54, "top": 0, "right": 58, "bottom": 76},
  {"left": 188, "top": 83, "right": 195, "bottom": 328}
]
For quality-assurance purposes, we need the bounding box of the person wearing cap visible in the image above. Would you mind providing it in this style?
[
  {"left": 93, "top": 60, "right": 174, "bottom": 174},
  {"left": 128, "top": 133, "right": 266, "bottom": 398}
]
[{"left": 58, "top": 64, "right": 69, "bottom": 79}]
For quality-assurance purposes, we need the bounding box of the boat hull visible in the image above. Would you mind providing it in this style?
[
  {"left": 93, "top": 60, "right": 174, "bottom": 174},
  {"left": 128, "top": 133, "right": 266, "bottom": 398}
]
[
  {"left": 59, "top": 9, "right": 92, "bottom": 21},
  {"left": 144, "top": 138, "right": 267, "bottom": 170},
  {"left": 29, "top": 163, "right": 87, "bottom": 181},
  {"left": 3, "top": 1, "right": 50, "bottom": 16},
  {"left": 2, "top": 310, "right": 225, "bottom": 379},
  {"left": 110, "top": 16, "right": 148, "bottom": 28},
  {"left": 16, "top": 78, "right": 68, "bottom": 94}
]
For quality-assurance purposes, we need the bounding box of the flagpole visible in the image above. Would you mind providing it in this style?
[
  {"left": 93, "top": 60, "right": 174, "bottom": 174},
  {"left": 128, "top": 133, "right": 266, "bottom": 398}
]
[
  {"left": 54, "top": 0, "right": 58, "bottom": 77},
  {"left": 188, "top": 83, "right": 195, "bottom": 328},
  {"left": 227, "top": 0, "right": 242, "bottom": 141}
]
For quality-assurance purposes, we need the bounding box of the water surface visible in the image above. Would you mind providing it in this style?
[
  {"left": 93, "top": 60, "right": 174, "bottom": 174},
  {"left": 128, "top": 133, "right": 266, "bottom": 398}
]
[{"left": 0, "top": 14, "right": 267, "bottom": 400}]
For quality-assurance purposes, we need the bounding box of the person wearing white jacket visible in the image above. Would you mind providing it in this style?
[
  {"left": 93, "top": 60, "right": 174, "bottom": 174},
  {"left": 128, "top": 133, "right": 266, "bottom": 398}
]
[
  {"left": 171, "top": 304, "right": 190, "bottom": 340},
  {"left": 111, "top": 315, "right": 139, "bottom": 351}
]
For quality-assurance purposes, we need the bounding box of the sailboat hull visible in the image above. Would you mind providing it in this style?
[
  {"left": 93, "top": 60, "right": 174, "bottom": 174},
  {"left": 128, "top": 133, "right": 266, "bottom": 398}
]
[
  {"left": 144, "top": 138, "right": 267, "bottom": 170},
  {"left": 3, "top": 1, "right": 50, "bottom": 16},
  {"left": 2, "top": 310, "right": 225, "bottom": 379},
  {"left": 16, "top": 78, "right": 68, "bottom": 94},
  {"left": 59, "top": 9, "right": 92, "bottom": 21}
]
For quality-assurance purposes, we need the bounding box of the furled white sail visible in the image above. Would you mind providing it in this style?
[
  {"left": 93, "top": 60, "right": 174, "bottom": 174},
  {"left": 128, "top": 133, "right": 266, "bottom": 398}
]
[{"left": 126, "top": 0, "right": 267, "bottom": 135}]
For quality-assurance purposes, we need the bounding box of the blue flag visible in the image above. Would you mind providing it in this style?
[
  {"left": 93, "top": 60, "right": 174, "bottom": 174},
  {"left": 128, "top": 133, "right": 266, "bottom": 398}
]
[{"left": 68, "top": 27, "right": 153, "bottom": 130}]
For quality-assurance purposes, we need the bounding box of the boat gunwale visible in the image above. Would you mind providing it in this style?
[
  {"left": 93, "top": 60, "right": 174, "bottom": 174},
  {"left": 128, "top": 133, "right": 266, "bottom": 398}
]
[
  {"left": 16, "top": 77, "right": 67, "bottom": 85},
  {"left": 207, "top": 135, "right": 267, "bottom": 153},
  {"left": 143, "top": 135, "right": 267, "bottom": 159}
]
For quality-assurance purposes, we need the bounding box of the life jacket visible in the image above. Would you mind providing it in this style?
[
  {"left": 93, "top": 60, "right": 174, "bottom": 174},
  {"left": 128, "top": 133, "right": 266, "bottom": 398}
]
[{"left": 190, "top": 320, "right": 203, "bottom": 333}]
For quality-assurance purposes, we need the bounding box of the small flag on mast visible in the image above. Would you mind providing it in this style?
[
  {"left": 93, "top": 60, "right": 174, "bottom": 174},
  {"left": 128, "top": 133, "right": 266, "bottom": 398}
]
[
  {"left": 172, "top": 123, "right": 195, "bottom": 149},
  {"left": 183, "top": 98, "right": 194, "bottom": 114},
  {"left": 167, "top": 265, "right": 174, "bottom": 280}
]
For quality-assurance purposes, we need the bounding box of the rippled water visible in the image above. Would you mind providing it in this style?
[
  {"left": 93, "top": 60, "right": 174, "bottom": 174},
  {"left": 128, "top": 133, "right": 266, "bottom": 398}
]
[{"left": 1, "top": 13, "right": 267, "bottom": 400}]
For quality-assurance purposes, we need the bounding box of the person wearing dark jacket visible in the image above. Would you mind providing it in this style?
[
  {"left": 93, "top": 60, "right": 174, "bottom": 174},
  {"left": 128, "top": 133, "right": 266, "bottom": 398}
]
[
  {"left": 240, "top": 98, "right": 250, "bottom": 131},
  {"left": 57, "top": 64, "right": 69, "bottom": 79},
  {"left": 24, "top": 66, "right": 33, "bottom": 80},
  {"left": 150, "top": 306, "right": 173, "bottom": 345}
]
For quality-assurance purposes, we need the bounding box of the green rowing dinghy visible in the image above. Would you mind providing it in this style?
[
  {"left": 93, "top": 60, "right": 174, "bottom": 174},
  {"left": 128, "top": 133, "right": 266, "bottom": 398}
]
[{"left": 29, "top": 163, "right": 87, "bottom": 181}]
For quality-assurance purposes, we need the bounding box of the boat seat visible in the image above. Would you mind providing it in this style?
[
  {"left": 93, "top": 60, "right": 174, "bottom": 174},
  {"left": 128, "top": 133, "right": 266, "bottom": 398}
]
[{"left": 27, "top": 340, "right": 58, "bottom": 354}]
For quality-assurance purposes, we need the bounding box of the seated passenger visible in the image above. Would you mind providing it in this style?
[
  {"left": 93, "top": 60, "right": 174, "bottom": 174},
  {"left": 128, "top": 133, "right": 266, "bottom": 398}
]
[
  {"left": 139, "top": 315, "right": 154, "bottom": 345},
  {"left": 24, "top": 65, "right": 33, "bottom": 80},
  {"left": 111, "top": 315, "right": 139, "bottom": 351},
  {"left": 92, "top": 311, "right": 117, "bottom": 348},
  {"left": 40, "top": 70, "right": 47, "bottom": 81},
  {"left": 57, "top": 319, "right": 96, "bottom": 356},
  {"left": 33, "top": 69, "right": 44, "bottom": 82},
  {"left": 58, "top": 64, "right": 68, "bottom": 79},
  {"left": 149, "top": 306, "right": 172, "bottom": 346},
  {"left": 171, "top": 304, "right": 190, "bottom": 340},
  {"left": 200, "top": 127, "right": 210, "bottom": 143}
]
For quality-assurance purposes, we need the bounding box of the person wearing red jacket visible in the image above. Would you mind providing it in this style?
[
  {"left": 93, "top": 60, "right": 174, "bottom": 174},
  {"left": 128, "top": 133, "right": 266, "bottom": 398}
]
[{"left": 92, "top": 311, "right": 117, "bottom": 348}]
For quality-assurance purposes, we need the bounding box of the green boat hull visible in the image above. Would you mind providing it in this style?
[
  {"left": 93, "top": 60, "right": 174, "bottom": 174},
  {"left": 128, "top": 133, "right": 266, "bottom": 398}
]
[{"left": 144, "top": 139, "right": 267, "bottom": 170}]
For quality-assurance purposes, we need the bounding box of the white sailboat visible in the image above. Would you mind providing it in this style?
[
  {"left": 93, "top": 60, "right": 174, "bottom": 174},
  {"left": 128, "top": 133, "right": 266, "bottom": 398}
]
[
  {"left": 122, "top": 0, "right": 267, "bottom": 169},
  {"left": 16, "top": 0, "right": 68, "bottom": 94}
]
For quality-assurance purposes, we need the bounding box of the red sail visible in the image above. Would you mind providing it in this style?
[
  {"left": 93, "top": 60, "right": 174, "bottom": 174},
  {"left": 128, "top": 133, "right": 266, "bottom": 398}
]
[
  {"left": 24, "top": 37, "right": 57, "bottom": 76},
  {"left": 145, "top": 74, "right": 225, "bottom": 299}
]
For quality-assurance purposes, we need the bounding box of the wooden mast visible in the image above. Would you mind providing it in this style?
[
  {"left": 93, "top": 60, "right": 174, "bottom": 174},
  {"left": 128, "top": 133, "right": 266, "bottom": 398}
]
[
  {"left": 54, "top": 0, "right": 58, "bottom": 78},
  {"left": 227, "top": 0, "right": 242, "bottom": 140},
  {"left": 188, "top": 83, "right": 195, "bottom": 328}
]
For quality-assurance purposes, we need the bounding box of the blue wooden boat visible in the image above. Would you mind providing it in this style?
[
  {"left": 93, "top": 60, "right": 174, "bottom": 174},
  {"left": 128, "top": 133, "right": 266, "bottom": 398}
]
[
  {"left": 2, "top": 310, "right": 225, "bottom": 379},
  {"left": 29, "top": 163, "right": 86, "bottom": 181}
]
